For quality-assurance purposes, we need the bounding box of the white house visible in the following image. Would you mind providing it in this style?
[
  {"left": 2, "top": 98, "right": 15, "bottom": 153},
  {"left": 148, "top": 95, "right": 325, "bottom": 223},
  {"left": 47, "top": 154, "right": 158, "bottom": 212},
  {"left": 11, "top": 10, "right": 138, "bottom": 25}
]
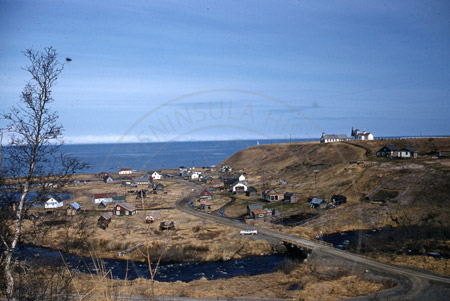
[
  {"left": 92, "top": 192, "right": 117, "bottom": 204},
  {"left": 44, "top": 197, "right": 63, "bottom": 209},
  {"left": 237, "top": 174, "right": 246, "bottom": 182},
  {"left": 232, "top": 182, "right": 248, "bottom": 194},
  {"left": 119, "top": 168, "right": 132, "bottom": 175},
  {"left": 150, "top": 171, "right": 162, "bottom": 180},
  {"left": 353, "top": 129, "right": 374, "bottom": 141},
  {"left": 320, "top": 132, "right": 348, "bottom": 143},
  {"left": 394, "top": 147, "right": 417, "bottom": 158},
  {"left": 190, "top": 171, "right": 202, "bottom": 180}
]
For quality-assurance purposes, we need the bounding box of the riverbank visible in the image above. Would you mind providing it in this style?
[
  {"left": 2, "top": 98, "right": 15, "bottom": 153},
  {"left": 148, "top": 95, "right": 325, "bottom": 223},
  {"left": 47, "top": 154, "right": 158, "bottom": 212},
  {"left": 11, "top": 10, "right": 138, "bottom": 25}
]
[{"left": 21, "top": 252, "right": 388, "bottom": 300}]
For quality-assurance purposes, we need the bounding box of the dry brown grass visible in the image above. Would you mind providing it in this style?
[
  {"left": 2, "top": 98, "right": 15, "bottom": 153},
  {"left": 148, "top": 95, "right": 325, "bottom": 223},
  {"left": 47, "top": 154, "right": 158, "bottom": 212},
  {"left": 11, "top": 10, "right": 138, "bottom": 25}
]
[
  {"left": 372, "top": 254, "right": 450, "bottom": 276},
  {"left": 69, "top": 254, "right": 386, "bottom": 300}
]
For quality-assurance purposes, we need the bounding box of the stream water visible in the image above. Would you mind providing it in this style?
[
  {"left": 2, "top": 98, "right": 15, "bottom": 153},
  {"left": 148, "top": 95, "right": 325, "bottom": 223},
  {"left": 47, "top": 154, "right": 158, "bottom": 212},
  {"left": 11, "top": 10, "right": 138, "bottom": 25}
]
[
  {"left": 15, "top": 244, "right": 287, "bottom": 282},
  {"left": 321, "top": 228, "right": 448, "bottom": 259}
]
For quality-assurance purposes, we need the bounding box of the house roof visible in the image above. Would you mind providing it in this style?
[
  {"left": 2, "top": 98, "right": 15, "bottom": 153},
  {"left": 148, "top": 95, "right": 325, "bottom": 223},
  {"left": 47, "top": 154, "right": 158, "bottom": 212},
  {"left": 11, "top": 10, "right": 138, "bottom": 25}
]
[
  {"left": 100, "top": 213, "right": 111, "bottom": 220},
  {"left": 402, "top": 146, "right": 416, "bottom": 153},
  {"left": 381, "top": 145, "right": 398, "bottom": 151},
  {"left": 68, "top": 202, "right": 81, "bottom": 210},
  {"left": 311, "top": 198, "right": 324, "bottom": 204},
  {"left": 133, "top": 176, "right": 150, "bottom": 183},
  {"left": 247, "top": 186, "right": 257, "bottom": 192},
  {"left": 263, "top": 188, "right": 282, "bottom": 195},
  {"left": 120, "top": 168, "right": 132, "bottom": 171},
  {"left": 200, "top": 189, "right": 213, "bottom": 196},
  {"left": 248, "top": 203, "right": 263, "bottom": 210},
  {"left": 223, "top": 177, "right": 238, "bottom": 184},
  {"left": 252, "top": 208, "right": 271, "bottom": 215},
  {"left": 322, "top": 133, "right": 348, "bottom": 139},
  {"left": 284, "top": 192, "right": 296, "bottom": 197},
  {"left": 46, "top": 196, "right": 62, "bottom": 202},
  {"left": 116, "top": 202, "right": 137, "bottom": 212},
  {"left": 93, "top": 192, "right": 118, "bottom": 199}
]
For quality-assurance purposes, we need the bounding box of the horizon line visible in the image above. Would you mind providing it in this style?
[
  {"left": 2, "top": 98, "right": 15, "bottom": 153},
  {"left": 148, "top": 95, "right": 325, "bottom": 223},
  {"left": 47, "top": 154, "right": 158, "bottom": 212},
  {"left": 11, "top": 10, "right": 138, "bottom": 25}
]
[{"left": 62, "top": 135, "right": 450, "bottom": 146}]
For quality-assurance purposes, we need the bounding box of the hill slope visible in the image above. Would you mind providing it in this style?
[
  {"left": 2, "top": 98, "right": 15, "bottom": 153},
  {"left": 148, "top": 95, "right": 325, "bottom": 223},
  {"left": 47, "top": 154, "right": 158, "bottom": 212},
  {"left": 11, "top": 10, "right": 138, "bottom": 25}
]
[{"left": 222, "top": 137, "right": 450, "bottom": 229}]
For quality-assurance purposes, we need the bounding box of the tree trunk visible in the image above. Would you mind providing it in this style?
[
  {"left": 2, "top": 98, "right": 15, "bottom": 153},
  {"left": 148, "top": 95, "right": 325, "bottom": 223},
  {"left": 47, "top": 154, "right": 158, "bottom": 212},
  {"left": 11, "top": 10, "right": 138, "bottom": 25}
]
[{"left": 5, "top": 180, "right": 30, "bottom": 299}]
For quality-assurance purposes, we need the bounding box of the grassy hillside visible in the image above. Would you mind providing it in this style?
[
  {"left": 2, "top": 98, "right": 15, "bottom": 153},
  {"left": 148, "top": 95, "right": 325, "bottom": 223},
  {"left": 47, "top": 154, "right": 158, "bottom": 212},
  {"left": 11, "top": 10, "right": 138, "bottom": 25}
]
[{"left": 222, "top": 137, "right": 450, "bottom": 230}]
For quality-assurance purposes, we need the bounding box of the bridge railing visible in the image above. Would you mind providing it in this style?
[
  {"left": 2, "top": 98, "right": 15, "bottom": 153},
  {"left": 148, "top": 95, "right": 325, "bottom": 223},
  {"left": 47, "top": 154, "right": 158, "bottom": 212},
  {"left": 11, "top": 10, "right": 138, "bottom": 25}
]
[{"left": 282, "top": 238, "right": 333, "bottom": 250}]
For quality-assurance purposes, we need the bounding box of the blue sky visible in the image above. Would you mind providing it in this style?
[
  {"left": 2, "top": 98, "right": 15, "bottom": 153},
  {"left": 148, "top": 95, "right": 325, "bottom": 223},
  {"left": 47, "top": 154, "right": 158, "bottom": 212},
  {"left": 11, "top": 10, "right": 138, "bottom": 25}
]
[{"left": 1, "top": 0, "right": 449, "bottom": 143}]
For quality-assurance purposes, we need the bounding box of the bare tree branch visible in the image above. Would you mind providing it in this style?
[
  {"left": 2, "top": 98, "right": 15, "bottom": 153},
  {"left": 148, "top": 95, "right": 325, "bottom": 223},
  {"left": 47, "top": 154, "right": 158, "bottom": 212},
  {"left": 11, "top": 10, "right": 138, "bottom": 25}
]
[{"left": 1, "top": 46, "right": 85, "bottom": 299}]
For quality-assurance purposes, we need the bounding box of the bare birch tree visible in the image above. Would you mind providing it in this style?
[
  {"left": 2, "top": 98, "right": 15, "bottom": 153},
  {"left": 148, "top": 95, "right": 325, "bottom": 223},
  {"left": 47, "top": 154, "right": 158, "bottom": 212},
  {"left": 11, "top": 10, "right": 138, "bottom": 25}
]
[{"left": 1, "top": 47, "right": 85, "bottom": 299}]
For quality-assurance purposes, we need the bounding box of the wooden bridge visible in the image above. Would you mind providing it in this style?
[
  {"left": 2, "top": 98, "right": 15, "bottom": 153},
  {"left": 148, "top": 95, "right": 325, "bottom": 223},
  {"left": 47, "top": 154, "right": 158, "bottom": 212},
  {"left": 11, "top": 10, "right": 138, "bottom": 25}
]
[{"left": 282, "top": 238, "right": 332, "bottom": 252}]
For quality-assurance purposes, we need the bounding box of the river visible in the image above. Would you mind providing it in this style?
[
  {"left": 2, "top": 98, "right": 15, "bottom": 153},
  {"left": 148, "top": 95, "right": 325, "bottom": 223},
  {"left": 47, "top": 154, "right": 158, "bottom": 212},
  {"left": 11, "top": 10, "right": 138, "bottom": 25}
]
[{"left": 15, "top": 244, "right": 289, "bottom": 282}]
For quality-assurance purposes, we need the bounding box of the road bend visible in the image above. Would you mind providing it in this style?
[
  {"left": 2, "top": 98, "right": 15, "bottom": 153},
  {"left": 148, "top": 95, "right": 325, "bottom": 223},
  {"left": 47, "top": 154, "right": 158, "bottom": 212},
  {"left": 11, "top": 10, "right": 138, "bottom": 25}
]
[{"left": 174, "top": 179, "right": 450, "bottom": 300}]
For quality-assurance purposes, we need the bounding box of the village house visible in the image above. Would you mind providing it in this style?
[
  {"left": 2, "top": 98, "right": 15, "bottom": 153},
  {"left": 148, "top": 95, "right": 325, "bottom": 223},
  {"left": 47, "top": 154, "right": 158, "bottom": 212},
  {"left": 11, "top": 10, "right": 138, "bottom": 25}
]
[
  {"left": 197, "top": 204, "right": 211, "bottom": 211},
  {"left": 119, "top": 168, "right": 132, "bottom": 175},
  {"left": 149, "top": 171, "right": 163, "bottom": 180},
  {"left": 133, "top": 176, "right": 150, "bottom": 185},
  {"left": 232, "top": 182, "right": 247, "bottom": 194},
  {"left": 98, "top": 214, "right": 111, "bottom": 229},
  {"left": 237, "top": 174, "right": 246, "bottom": 182},
  {"left": 251, "top": 208, "right": 273, "bottom": 220},
  {"left": 284, "top": 192, "right": 298, "bottom": 203},
  {"left": 376, "top": 145, "right": 398, "bottom": 158},
  {"left": 44, "top": 197, "right": 63, "bottom": 209},
  {"left": 190, "top": 171, "right": 202, "bottom": 180},
  {"left": 160, "top": 221, "right": 175, "bottom": 230},
  {"left": 97, "top": 172, "right": 109, "bottom": 178},
  {"left": 200, "top": 175, "right": 216, "bottom": 184},
  {"left": 394, "top": 146, "right": 417, "bottom": 159},
  {"left": 309, "top": 198, "right": 326, "bottom": 209},
  {"left": 223, "top": 177, "right": 239, "bottom": 189},
  {"left": 246, "top": 186, "right": 258, "bottom": 197},
  {"left": 98, "top": 200, "right": 108, "bottom": 209},
  {"left": 351, "top": 128, "right": 374, "bottom": 140},
  {"left": 92, "top": 192, "right": 118, "bottom": 204},
  {"left": 153, "top": 183, "right": 165, "bottom": 193},
  {"left": 199, "top": 188, "right": 213, "bottom": 201},
  {"left": 114, "top": 202, "right": 137, "bottom": 216},
  {"left": 247, "top": 204, "right": 263, "bottom": 215},
  {"left": 179, "top": 168, "right": 188, "bottom": 177},
  {"left": 103, "top": 175, "right": 114, "bottom": 183},
  {"left": 219, "top": 164, "right": 232, "bottom": 173},
  {"left": 247, "top": 203, "right": 263, "bottom": 215},
  {"left": 331, "top": 194, "right": 347, "bottom": 206},
  {"left": 66, "top": 202, "right": 81, "bottom": 216},
  {"left": 320, "top": 132, "right": 348, "bottom": 143},
  {"left": 262, "top": 188, "right": 284, "bottom": 203}
]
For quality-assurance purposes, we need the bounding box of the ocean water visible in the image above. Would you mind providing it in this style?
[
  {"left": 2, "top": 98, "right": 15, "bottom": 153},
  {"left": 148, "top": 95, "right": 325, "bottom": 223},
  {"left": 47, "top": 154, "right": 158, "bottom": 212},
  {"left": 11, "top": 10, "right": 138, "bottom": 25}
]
[{"left": 61, "top": 139, "right": 315, "bottom": 174}]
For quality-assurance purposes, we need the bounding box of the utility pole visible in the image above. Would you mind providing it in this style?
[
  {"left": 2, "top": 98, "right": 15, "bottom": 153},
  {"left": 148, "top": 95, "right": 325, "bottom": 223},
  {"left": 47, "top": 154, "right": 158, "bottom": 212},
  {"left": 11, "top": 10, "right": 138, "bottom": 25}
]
[{"left": 313, "top": 169, "right": 319, "bottom": 190}]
